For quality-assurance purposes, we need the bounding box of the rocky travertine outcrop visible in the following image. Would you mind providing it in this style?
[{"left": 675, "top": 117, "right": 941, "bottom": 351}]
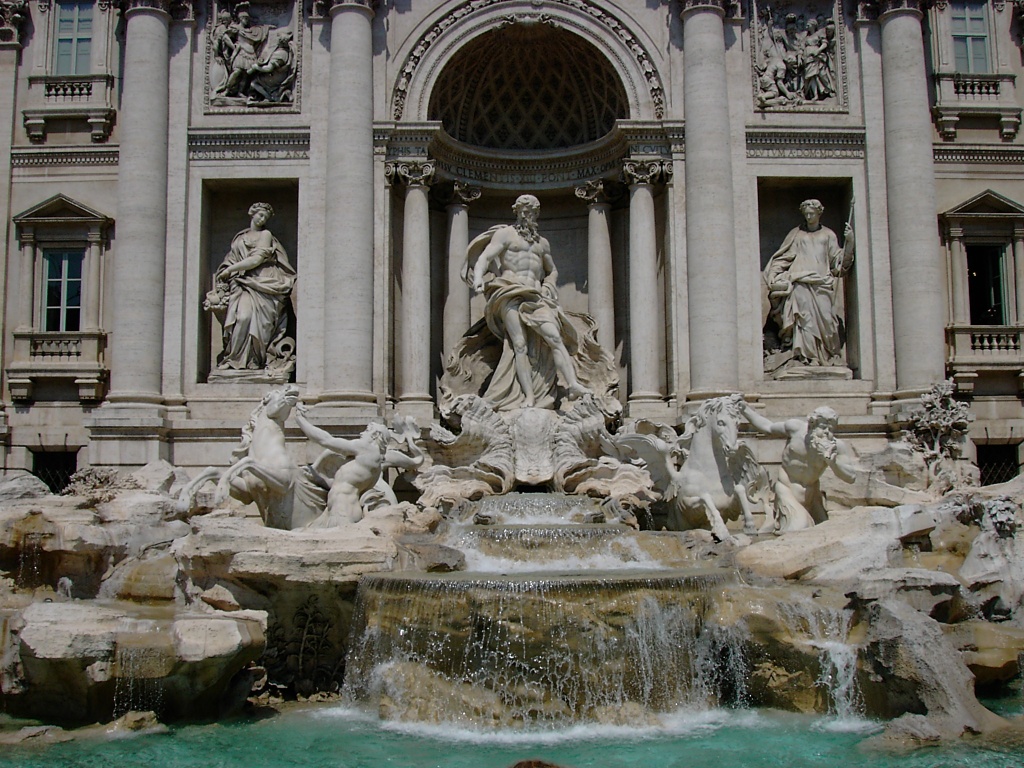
[{"left": 5, "top": 600, "right": 265, "bottom": 724}]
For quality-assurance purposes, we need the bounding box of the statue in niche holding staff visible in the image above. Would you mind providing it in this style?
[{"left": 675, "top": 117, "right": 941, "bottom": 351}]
[
  {"left": 205, "top": 202, "right": 297, "bottom": 382},
  {"left": 763, "top": 198, "right": 854, "bottom": 371},
  {"left": 443, "top": 194, "right": 617, "bottom": 412}
]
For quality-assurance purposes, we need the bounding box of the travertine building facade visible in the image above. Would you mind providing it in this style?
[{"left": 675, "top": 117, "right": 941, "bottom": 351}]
[{"left": 1, "top": 0, "right": 1023, "bottom": 484}]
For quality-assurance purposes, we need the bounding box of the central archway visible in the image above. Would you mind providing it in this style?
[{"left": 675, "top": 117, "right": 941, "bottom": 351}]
[{"left": 428, "top": 25, "right": 629, "bottom": 152}]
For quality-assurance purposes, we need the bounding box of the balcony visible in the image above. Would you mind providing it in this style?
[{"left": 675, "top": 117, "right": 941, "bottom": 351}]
[
  {"left": 6, "top": 331, "right": 108, "bottom": 402},
  {"left": 22, "top": 74, "right": 116, "bottom": 143},
  {"left": 946, "top": 325, "right": 1024, "bottom": 393},
  {"left": 933, "top": 73, "right": 1021, "bottom": 141}
]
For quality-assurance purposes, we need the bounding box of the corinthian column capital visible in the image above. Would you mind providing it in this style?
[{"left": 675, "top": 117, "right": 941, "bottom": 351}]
[
  {"left": 0, "top": 0, "right": 28, "bottom": 47},
  {"left": 679, "top": 0, "right": 728, "bottom": 17},
  {"left": 386, "top": 160, "right": 436, "bottom": 188},
  {"left": 119, "top": 0, "right": 195, "bottom": 20},
  {"left": 311, "top": 0, "right": 376, "bottom": 20},
  {"left": 622, "top": 160, "right": 671, "bottom": 187}
]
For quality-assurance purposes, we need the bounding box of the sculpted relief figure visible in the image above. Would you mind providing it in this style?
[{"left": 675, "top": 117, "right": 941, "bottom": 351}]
[
  {"left": 450, "top": 194, "right": 615, "bottom": 411},
  {"left": 247, "top": 31, "right": 296, "bottom": 105},
  {"left": 742, "top": 403, "right": 857, "bottom": 532},
  {"left": 210, "top": 6, "right": 296, "bottom": 107},
  {"left": 755, "top": 4, "right": 838, "bottom": 109},
  {"left": 205, "top": 202, "right": 297, "bottom": 381},
  {"left": 763, "top": 199, "right": 854, "bottom": 369}
]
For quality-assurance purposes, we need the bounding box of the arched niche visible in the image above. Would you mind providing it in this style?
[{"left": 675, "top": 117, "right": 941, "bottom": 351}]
[{"left": 392, "top": 0, "right": 665, "bottom": 127}]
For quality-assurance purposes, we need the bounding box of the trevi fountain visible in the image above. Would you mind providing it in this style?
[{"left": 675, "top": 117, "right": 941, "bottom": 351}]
[{"left": 1, "top": 196, "right": 1024, "bottom": 768}]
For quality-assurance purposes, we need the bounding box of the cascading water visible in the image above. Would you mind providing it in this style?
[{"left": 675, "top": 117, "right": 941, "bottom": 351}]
[
  {"left": 112, "top": 624, "right": 167, "bottom": 718},
  {"left": 342, "top": 570, "right": 733, "bottom": 727},
  {"left": 341, "top": 494, "right": 749, "bottom": 728},
  {"left": 778, "top": 600, "right": 864, "bottom": 722}
]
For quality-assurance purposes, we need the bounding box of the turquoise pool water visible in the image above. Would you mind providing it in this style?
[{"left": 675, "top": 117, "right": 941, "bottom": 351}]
[{"left": 3, "top": 704, "right": 1024, "bottom": 768}]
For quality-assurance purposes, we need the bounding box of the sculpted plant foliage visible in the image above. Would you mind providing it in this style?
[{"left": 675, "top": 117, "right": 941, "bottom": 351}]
[{"left": 904, "top": 380, "right": 975, "bottom": 492}]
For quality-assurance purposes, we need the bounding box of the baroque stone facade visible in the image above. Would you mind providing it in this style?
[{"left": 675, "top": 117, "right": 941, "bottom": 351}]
[{"left": 1, "top": 0, "right": 1023, "bottom": 481}]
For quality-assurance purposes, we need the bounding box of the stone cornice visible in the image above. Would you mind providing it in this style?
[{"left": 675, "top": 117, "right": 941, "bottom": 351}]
[
  {"left": 187, "top": 128, "right": 310, "bottom": 160},
  {"left": 933, "top": 143, "right": 1024, "bottom": 164},
  {"left": 11, "top": 147, "right": 120, "bottom": 167},
  {"left": 745, "top": 128, "right": 866, "bottom": 158},
  {"left": 0, "top": 0, "right": 28, "bottom": 47}
]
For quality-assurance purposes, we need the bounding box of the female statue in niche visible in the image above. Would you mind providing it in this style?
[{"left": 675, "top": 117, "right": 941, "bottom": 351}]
[
  {"left": 205, "top": 202, "right": 297, "bottom": 380},
  {"left": 763, "top": 198, "right": 854, "bottom": 368}
]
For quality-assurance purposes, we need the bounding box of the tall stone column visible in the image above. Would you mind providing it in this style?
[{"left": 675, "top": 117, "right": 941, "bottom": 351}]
[
  {"left": 575, "top": 180, "right": 616, "bottom": 352},
  {"left": 16, "top": 236, "right": 34, "bottom": 331},
  {"left": 85, "top": 235, "right": 103, "bottom": 331},
  {"left": 107, "top": 0, "right": 172, "bottom": 404},
  {"left": 322, "top": 0, "right": 377, "bottom": 407},
  {"left": 947, "top": 227, "right": 969, "bottom": 325},
  {"left": 443, "top": 182, "right": 481, "bottom": 359},
  {"left": 1014, "top": 229, "right": 1024, "bottom": 324},
  {"left": 878, "top": 0, "right": 946, "bottom": 392},
  {"left": 680, "top": 0, "right": 739, "bottom": 397},
  {"left": 623, "top": 161, "right": 668, "bottom": 403},
  {"left": 387, "top": 161, "right": 435, "bottom": 407}
]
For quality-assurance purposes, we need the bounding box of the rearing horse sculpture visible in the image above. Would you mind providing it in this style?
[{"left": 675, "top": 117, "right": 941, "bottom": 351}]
[
  {"left": 607, "top": 395, "right": 769, "bottom": 541},
  {"left": 175, "top": 384, "right": 325, "bottom": 530}
]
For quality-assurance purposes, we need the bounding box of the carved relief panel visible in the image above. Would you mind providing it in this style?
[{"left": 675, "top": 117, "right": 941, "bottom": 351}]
[
  {"left": 204, "top": 0, "right": 301, "bottom": 113},
  {"left": 750, "top": 0, "right": 848, "bottom": 112}
]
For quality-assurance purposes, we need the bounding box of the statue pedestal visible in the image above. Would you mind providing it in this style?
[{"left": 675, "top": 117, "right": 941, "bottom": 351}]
[
  {"left": 207, "top": 368, "right": 293, "bottom": 384},
  {"left": 776, "top": 365, "right": 854, "bottom": 381}
]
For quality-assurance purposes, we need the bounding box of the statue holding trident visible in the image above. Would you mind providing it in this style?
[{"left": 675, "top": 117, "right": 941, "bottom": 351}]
[{"left": 455, "top": 194, "right": 615, "bottom": 411}]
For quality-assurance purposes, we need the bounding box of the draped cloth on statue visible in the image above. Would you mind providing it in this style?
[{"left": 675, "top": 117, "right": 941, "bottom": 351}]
[
  {"left": 219, "top": 229, "right": 296, "bottom": 370},
  {"left": 764, "top": 225, "right": 845, "bottom": 365},
  {"left": 482, "top": 277, "right": 586, "bottom": 411}
]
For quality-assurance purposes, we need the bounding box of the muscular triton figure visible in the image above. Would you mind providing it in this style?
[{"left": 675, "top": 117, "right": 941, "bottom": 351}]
[{"left": 466, "top": 194, "right": 591, "bottom": 409}]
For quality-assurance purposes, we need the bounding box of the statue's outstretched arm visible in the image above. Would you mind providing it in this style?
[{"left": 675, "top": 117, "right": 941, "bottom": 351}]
[
  {"left": 295, "top": 410, "right": 360, "bottom": 456},
  {"left": 741, "top": 403, "right": 787, "bottom": 437}
]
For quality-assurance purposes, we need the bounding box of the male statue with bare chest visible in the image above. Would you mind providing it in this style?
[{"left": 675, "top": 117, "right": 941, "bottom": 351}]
[{"left": 465, "top": 194, "right": 592, "bottom": 409}]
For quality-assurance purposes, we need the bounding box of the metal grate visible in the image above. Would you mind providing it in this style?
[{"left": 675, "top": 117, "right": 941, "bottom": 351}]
[
  {"left": 976, "top": 444, "right": 1020, "bottom": 487},
  {"left": 31, "top": 450, "right": 78, "bottom": 493}
]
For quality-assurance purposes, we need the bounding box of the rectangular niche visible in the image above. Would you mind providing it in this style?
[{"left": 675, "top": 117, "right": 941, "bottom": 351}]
[
  {"left": 756, "top": 177, "right": 857, "bottom": 380},
  {"left": 199, "top": 180, "right": 299, "bottom": 384}
]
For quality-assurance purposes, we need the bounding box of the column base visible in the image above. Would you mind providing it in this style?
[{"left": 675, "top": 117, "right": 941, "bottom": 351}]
[
  {"left": 625, "top": 394, "right": 671, "bottom": 421},
  {"left": 310, "top": 391, "right": 381, "bottom": 425},
  {"left": 394, "top": 396, "right": 436, "bottom": 424}
]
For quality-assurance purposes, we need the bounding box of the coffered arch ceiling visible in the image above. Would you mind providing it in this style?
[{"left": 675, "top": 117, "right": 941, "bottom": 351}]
[{"left": 427, "top": 25, "right": 629, "bottom": 151}]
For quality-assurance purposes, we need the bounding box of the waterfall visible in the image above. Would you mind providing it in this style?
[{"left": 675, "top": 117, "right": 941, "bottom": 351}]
[
  {"left": 112, "top": 625, "right": 166, "bottom": 718},
  {"left": 779, "top": 600, "right": 863, "bottom": 721},
  {"left": 342, "top": 570, "right": 736, "bottom": 728},
  {"left": 16, "top": 532, "right": 44, "bottom": 589}
]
